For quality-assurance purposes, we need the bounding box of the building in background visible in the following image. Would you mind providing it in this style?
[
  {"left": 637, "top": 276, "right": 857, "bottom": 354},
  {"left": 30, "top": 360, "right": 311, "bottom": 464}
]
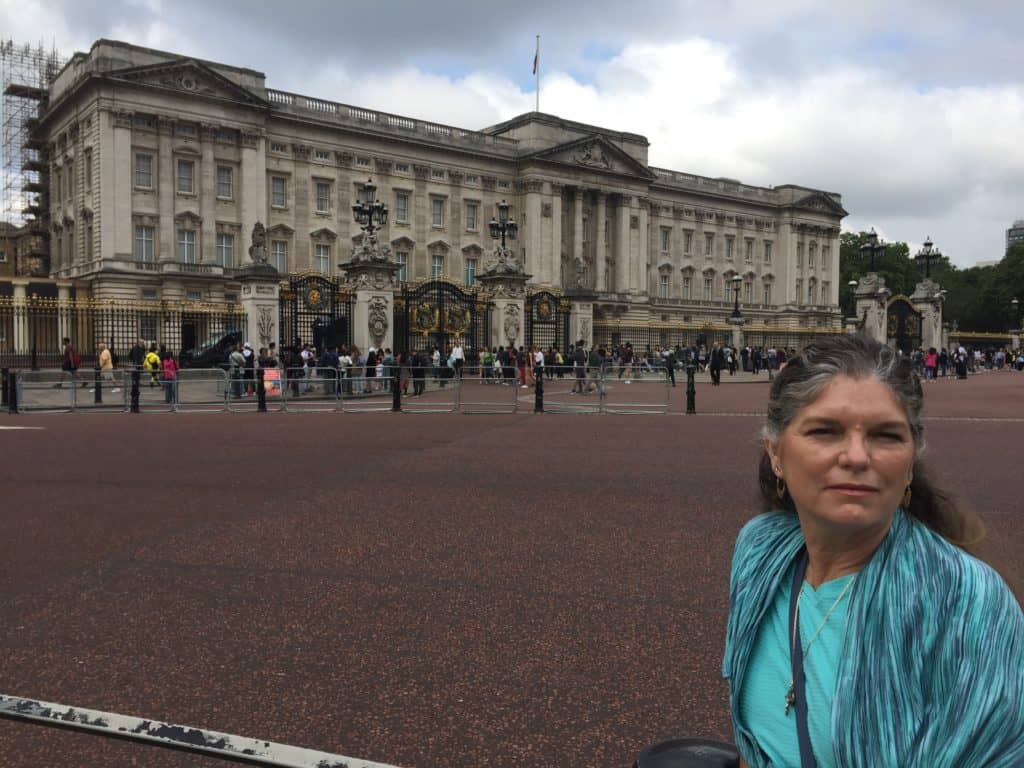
[{"left": 1007, "top": 219, "right": 1024, "bottom": 251}]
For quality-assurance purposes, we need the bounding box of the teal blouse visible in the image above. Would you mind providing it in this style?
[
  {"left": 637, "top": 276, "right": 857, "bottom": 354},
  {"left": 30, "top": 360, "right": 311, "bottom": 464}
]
[
  {"left": 723, "top": 508, "right": 1024, "bottom": 767},
  {"left": 738, "top": 561, "right": 853, "bottom": 767}
]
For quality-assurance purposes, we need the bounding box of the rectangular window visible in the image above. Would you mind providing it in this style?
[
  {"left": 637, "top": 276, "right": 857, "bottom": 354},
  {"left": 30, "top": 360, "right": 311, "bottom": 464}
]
[
  {"left": 726, "top": 236, "right": 734, "bottom": 260},
  {"left": 821, "top": 245, "right": 831, "bottom": 269},
  {"left": 431, "top": 198, "right": 445, "bottom": 228},
  {"left": 396, "top": 251, "right": 408, "bottom": 282},
  {"left": 66, "top": 161, "right": 73, "bottom": 198},
  {"left": 808, "top": 282, "right": 816, "bottom": 304},
  {"left": 431, "top": 253, "right": 444, "bottom": 277},
  {"left": 54, "top": 168, "right": 61, "bottom": 201},
  {"left": 356, "top": 156, "right": 370, "bottom": 167},
  {"left": 682, "top": 277, "right": 691, "bottom": 299},
  {"left": 271, "top": 240, "right": 288, "bottom": 272},
  {"left": 84, "top": 149, "right": 92, "bottom": 192},
  {"left": 186, "top": 290, "right": 202, "bottom": 302},
  {"left": 177, "top": 229, "right": 196, "bottom": 263},
  {"left": 465, "top": 257, "right": 477, "bottom": 286},
  {"left": 395, "top": 192, "right": 409, "bottom": 224},
  {"left": 216, "top": 166, "right": 234, "bottom": 199},
  {"left": 431, "top": 169, "right": 445, "bottom": 180},
  {"left": 176, "top": 159, "right": 194, "bottom": 194},
  {"left": 704, "top": 233, "right": 714, "bottom": 257},
  {"left": 744, "top": 281, "right": 753, "bottom": 303},
  {"left": 763, "top": 284, "right": 772, "bottom": 304},
  {"left": 270, "top": 142, "right": 288, "bottom": 153},
  {"left": 796, "top": 243, "right": 803, "bottom": 268},
  {"left": 659, "top": 273, "right": 670, "bottom": 298},
  {"left": 315, "top": 243, "right": 331, "bottom": 273},
  {"left": 683, "top": 230, "right": 693, "bottom": 255},
  {"left": 795, "top": 279, "right": 802, "bottom": 304},
  {"left": 703, "top": 278, "right": 713, "bottom": 300},
  {"left": 139, "top": 315, "right": 157, "bottom": 341},
  {"left": 466, "top": 202, "right": 478, "bottom": 231},
  {"left": 314, "top": 149, "right": 331, "bottom": 161},
  {"left": 821, "top": 281, "right": 830, "bottom": 303},
  {"left": 808, "top": 244, "right": 817, "bottom": 268},
  {"left": 0, "top": 250, "right": 6, "bottom": 262},
  {"left": 764, "top": 241, "right": 773, "bottom": 264},
  {"left": 395, "top": 163, "right": 410, "bottom": 173},
  {"left": 134, "top": 225, "right": 155, "bottom": 262},
  {"left": 315, "top": 181, "right": 331, "bottom": 213},
  {"left": 745, "top": 239, "right": 753, "bottom": 262},
  {"left": 271, "top": 176, "right": 287, "bottom": 208},
  {"left": 86, "top": 223, "right": 93, "bottom": 259},
  {"left": 660, "top": 227, "right": 671, "bottom": 252},
  {"left": 135, "top": 153, "right": 153, "bottom": 188},
  {"left": 216, "top": 233, "right": 234, "bottom": 267},
  {"left": 465, "top": 174, "right": 478, "bottom": 184}
]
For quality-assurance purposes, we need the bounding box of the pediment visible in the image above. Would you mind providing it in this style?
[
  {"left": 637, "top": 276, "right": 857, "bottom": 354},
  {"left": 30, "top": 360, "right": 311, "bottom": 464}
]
[
  {"left": 427, "top": 239, "right": 451, "bottom": 253},
  {"left": 106, "top": 59, "right": 268, "bottom": 108},
  {"left": 391, "top": 236, "right": 416, "bottom": 249},
  {"left": 524, "top": 135, "right": 656, "bottom": 180},
  {"left": 790, "top": 192, "right": 848, "bottom": 217},
  {"left": 268, "top": 223, "right": 294, "bottom": 237},
  {"left": 310, "top": 227, "right": 337, "bottom": 241},
  {"left": 461, "top": 242, "right": 484, "bottom": 256}
]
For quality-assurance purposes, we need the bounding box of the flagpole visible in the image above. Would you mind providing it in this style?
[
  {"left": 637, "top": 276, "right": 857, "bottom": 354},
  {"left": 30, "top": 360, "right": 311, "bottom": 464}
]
[{"left": 535, "top": 34, "right": 540, "bottom": 113}]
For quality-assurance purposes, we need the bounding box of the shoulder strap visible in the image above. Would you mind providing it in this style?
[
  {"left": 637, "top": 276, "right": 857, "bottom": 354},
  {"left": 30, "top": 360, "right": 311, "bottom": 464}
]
[{"left": 789, "top": 549, "right": 817, "bottom": 768}]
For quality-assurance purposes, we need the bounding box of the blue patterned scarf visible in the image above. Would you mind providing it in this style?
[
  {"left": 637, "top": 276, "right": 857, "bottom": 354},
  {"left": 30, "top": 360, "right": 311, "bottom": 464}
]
[{"left": 722, "top": 508, "right": 1024, "bottom": 767}]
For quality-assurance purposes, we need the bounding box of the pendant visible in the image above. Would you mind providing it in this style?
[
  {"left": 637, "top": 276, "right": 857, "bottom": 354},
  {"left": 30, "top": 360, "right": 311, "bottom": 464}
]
[{"left": 785, "top": 683, "right": 795, "bottom": 716}]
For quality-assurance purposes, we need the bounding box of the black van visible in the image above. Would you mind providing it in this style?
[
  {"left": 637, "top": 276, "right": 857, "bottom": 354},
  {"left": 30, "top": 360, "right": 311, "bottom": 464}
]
[{"left": 179, "top": 330, "right": 243, "bottom": 368}]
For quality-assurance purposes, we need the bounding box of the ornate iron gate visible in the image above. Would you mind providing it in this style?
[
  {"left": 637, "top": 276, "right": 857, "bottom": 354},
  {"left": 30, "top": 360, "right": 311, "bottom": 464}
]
[
  {"left": 887, "top": 296, "right": 922, "bottom": 354},
  {"left": 279, "top": 273, "right": 353, "bottom": 351},
  {"left": 394, "top": 279, "right": 490, "bottom": 355},
  {"left": 525, "top": 290, "right": 571, "bottom": 351}
]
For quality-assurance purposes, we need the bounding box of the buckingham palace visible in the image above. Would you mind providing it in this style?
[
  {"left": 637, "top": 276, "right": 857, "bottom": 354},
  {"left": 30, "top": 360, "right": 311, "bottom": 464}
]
[{"left": 6, "top": 38, "right": 847, "bottom": 358}]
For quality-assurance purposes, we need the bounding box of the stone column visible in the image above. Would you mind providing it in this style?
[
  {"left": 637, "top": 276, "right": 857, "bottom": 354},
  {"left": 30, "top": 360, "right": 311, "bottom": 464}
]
[
  {"left": 200, "top": 125, "right": 217, "bottom": 263},
  {"left": 524, "top": 179, "right": 543, "bottom": 281},
  {"left": 340, "top": 242, "right": 401, "bottom": 353},
  {"left": 292, "top": 144, "right": 312, "bottom": 270},
  {"left": 238, "top": 263, "right": 282, "bottom": 349},
  {"left": 12, "top": 279, "right": 28, "bottom": 353},
  {"left": 549, "top": 183, "right": 563, "bottom": 287},
  {"left": 111, "top": 112, "right": 133, "bottom": 260},
  {"left": 911, "top": 278, "right": 944, "bottom": 351},
  {"left": 637, "top": 197, "right": 650, "bottom": 296},
  {"left": 616, "top": 195, "right": 632, "bottom": 293},
  {"left": 157, "top": 118, "right": 176, "bottom": 262},
  {"left": 480, "top": 280, "right": 527, "bottom": 350},
  {"left": 57, "top": 280, "right": 73, "bottom": 350},
  {"left": 240, "top": 129, "right": 267, "bottom": 267},
  {"left": 572, "top": 188, "right": 584, "bottom": 279},
  {"left": 854, "top": 273, "right": 890, "bottom": 344},
  {"left": 595, "top": 191, "right": 607, "bottom": 292}
]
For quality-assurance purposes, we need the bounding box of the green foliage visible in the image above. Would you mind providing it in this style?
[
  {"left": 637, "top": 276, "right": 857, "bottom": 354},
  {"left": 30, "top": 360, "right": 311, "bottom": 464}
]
[{"left": 839, "top": 235, "right": 1024, "bottom": 332}]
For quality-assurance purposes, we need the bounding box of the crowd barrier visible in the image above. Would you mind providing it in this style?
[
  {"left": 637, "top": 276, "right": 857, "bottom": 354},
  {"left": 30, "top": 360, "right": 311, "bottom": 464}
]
[{"left": 4, "top": 365, "right": 710, "bottom": 416}]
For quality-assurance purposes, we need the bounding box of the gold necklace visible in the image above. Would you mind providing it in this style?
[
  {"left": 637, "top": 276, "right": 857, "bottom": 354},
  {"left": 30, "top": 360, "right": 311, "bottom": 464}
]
[{"left": 784, "top": 575, "right": 857, "bottom": 716}]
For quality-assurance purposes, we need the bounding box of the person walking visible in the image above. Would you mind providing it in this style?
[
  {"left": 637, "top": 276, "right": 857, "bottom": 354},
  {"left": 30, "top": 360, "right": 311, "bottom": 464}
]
[
  {"left": 228, "top": 343, "right": 245, "bottom": 398},
  {"left": 144, "top": 343, "right": 161, "bottom": 388},
  {"left": 571, "top": 342, "right": 587, "bottom": 394},
  {"left": 160, "top": 350, "right": 178, "bottom": 404},
  {"left": 130, "top": 337, "right": 146, "bottom": 370},
  {"left": 709, "top": 342, "right": 723, "bottom": 386}
]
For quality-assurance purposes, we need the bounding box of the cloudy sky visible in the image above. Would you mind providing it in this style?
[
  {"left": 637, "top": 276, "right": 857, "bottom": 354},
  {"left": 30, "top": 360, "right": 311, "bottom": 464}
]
[{"left": 4, "top": 0, "right": 1023, "bottom": 266}]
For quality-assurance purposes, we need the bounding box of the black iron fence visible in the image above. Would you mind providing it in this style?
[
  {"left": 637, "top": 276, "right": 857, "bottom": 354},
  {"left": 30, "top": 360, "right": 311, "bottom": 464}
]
[{"left": 0, "top": 295, "right": 246, "bottom": 369}]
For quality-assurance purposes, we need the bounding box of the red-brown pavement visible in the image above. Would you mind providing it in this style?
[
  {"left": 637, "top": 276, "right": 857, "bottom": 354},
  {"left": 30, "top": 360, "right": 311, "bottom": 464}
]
[{"left": 0, "top": 372, "right": 1021, "bottom": 767}]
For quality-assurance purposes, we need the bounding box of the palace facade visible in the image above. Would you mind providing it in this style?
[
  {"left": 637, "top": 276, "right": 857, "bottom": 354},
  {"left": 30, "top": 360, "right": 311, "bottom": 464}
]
[{"left": 29, "top": 39, "right": 846, "bottom": 342}]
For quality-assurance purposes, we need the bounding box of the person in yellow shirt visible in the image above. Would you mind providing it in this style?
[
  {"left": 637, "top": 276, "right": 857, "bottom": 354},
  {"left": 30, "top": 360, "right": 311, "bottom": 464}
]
[
  {"left": 144, "top": 344, "right": 161, "bottom": 387},
  {"left": 96, "top": 342, "right": 120, "bottom": 394}
]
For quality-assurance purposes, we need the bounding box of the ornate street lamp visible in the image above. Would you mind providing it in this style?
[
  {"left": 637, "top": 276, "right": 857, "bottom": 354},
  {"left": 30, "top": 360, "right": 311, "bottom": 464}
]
[
  {"left": 1011, "top": 297, "right": 1020, "bottom": 331},
  {"left": 859, "top": 228, "right": 885, "bottom": 272},
  {"left": 847, "top": 278, "right": 859, "bottom": 318},
  {"left": 488, "top": 199, "right": 518, "bottom": 249},
  {"left": 351, "top": 178, "right": 388, "bottom": 236},
  {"left": 729, "top": 275, "right": 743, "bottom": 320},
  {"left": 914, "top": 236, "right": 942, "bottom": 279}
]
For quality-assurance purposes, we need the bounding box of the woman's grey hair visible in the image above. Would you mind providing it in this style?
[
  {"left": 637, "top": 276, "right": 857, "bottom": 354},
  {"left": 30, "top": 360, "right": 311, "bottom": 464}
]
[
  {"left": 761, "top": 334, "right": 924, "bottom": 455},
  {"left": 757, "top": 334, "right": 983, "bottom": 548}
]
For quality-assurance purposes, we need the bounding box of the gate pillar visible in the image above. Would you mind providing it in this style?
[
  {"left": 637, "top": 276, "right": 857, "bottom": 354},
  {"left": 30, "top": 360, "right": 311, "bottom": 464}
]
[
  {"left": 478, "top": 274, "right": 528, "bottom": 350},
  {"left": 566, "top": 288, "right": 594, "bottom": 348},
  {"left": 853, "top": 273, "right": 890, "bottom": 344},
  {"left": 12, "top": 279, "right": 29, "bottom": 353},
  {"left": 339, "top": 235, "right": 400, "bottom": 353},
  {"left": 911, "top": 278, "right": 944, "bottom": 351},
  {"left": 237, "top": 264, "right": 281, "bottom": 350}
]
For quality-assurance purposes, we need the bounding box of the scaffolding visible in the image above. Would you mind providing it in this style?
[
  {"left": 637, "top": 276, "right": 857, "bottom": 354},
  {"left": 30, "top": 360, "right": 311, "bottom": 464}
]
[{"left": 1, "top": 39, "right": 63, "bottom": 232}]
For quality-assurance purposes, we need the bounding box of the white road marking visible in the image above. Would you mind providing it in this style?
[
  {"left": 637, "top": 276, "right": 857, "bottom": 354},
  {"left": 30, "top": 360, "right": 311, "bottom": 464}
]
[{"left": 0, "top": 425, "right": 45, "bottom": 430}]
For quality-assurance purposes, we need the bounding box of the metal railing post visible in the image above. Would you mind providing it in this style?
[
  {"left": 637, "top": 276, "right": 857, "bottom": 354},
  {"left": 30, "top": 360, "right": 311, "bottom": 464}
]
[
  {"left": 30, "top": 345, "right": 38, "bottom": 372},
  {"left": 93, "top": 367, "right": 102, "bottom": 404},
  {"left": 534, "top": 364, "right": 544, "bottom": 413},
  {"left": 257, "top": 368, "right": 267, "bottom": 412},
  {"left": 0, "top": 368, "right": 7, "bottom": 407},
  {"left": 392, "top": 368, "right": 401, "bottom": 412}
]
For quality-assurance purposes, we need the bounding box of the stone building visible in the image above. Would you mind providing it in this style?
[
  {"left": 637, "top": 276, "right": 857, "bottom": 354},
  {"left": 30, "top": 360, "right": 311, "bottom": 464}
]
[{"left": 25, "top": 38, "right": 846, "bottom": 352}]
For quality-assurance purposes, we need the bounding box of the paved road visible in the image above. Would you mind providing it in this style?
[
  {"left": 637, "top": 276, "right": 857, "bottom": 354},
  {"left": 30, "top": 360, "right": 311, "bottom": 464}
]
[{"left": 0, "top": 372, "right": 1021, "bottom": 767}]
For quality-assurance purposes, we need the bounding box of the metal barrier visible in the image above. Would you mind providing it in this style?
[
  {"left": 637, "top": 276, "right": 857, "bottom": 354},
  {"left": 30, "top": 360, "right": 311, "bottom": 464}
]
[
  {"left": 454, "top": 366, "right": 519, "bottom": 414},
  {"left": 402, "top": 375, "right": 459, "bottom": 413},
  {"left": 601, "top": 370, "right": 672, "bottom": 414},
  {"left": 542, "top": 366, "right": 603, "bottom": 414},
  {"left": 341, "top": 368, "right": 404, "bottom": 413},
  {"left": 176, "top": 369, "right": 231, "bottom": 413},
  {"left": 70, "top": 369, "right": 130, "bottom": 413},
  {"left": 282, "top": 367, "right": 341, "bottom": 413},
  {"left": 14, "top": 370, "right": 75, "bottom": 413},
  {"left": 0, "top": 693, "right": 403, "bottom": 768}
]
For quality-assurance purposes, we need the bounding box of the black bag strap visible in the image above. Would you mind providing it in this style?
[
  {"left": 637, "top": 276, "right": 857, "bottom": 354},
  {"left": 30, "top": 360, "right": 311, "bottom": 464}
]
[{"left": 789, "top": 548, "right": 817, "bottom": 768}]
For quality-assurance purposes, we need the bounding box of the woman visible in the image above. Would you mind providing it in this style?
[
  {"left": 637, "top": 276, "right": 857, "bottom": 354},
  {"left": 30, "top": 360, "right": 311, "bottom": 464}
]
[
  {"left": 723, "top": 334, "right": 1023, "bottom": 767},
  {"left": 160, "top": 350, "right": 178, "bottom": 404}
]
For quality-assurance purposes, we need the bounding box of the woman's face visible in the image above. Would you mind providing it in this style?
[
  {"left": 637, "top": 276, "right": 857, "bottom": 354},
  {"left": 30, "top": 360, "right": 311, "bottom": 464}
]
[{"left": 765, "top": 374, "right": 916, "bottom": 536}]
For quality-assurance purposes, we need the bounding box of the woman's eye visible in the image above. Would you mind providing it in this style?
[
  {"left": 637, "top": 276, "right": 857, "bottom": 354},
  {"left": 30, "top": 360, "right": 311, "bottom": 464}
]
[
  {"left": 876, "top": 432, "right": 905, "bottom": 441},
  {"left": 807, "top": 427, "right": 835, "bottom": 436}
]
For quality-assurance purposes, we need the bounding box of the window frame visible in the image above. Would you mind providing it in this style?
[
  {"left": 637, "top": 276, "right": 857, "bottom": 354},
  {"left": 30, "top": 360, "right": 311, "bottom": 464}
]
[
  {"left": 464, "top": 257, "right": 477, "bottom": 286},
  {"left": 315, "top": 243, "right": 331, "bottom": 274},
  {"left": 465, "top": 201, "right": 479, "bottom": 231},
  {"left": 395, "top": 192, "right": 410, "bottom": 224},
  {"left": 315, "top": 180, "right": 332, "bottom": 214},
  {"left": 134, "top": 152, "right": 154, "bottom": 189},
  {"left": 176, "top": 159, "right": 195, "bottom": 195},
  {"left": 431, "top": 197, "right": 445, "bottom": 229},
  {"left": 395, "top": 251, "right": 408, "bottom": 282},
  {"left": 134, "top": 225, "right": 155, "bottom": 262},
  {"left": 216, "top": 165, "right": 234, "bottom": 200},
  {"left": 176, "top": 228, "right": 197, "bottom": 264},
  {"left": 215, "top": 233, "right": 235, "bottom": 267},
  {"left": 270, "top": 176, "right": 288, "bottom": 209},
  {"left": 658, "top": 273, "right": 670, "bottom": 298},
  {"left": 431, "top": 253, "right": 445, "bottom": 277},
  {"left": 270, "top": 240, "right": 288, "bottom": 272}
]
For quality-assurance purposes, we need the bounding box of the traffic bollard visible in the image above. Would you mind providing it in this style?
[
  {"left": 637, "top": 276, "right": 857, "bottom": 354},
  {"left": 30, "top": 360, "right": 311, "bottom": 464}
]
[
  {"left": 130, "top": 369, "right": 140, "bottom": 413},
  {"left": 686, "top": 362, "right": 697, "bottom": 415},
  {"left": 534, "top": 365, "right": 544, "bottom": 413},
  {"left": 1, "top": 368, "right": 8, "bottom": 407},
  {"left": 94, "top": 367, "right": 102, "bottom": 404},
  {"left": 392, "top": 369, "right": 401, "bottom": 412},
  {"left": 257, "top": 368, "right": 267, "bottom": 412}
]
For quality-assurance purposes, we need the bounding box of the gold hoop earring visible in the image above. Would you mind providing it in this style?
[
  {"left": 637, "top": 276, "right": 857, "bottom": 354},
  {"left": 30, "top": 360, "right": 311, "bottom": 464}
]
[
  {"left": 776, "top": 476, "right": 787, "bottom": 501},
  {"left": 902, "top": 485, "right": 912, "bottom": 508}
]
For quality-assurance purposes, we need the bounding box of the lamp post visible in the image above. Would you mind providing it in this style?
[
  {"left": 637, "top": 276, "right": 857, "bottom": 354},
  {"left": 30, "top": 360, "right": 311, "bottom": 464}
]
[
  {"left": 728, "top": 275, "right": 743, "bottom": 320},
  {"left": 914, "top": 236, "right": 942, "bottom": 279},
  {"left": 351, "top": 178, "right": 388, "bottom": 235},
  {"left": 859, "top": 228, "right": 885, "bottom": 272},
  {"left": 847, "top": 279, "right": 859, "bottom": 319},
  {"left": 488, "top": 199, "right": 518, "bottom": 249},
  {"left": 1011, "top": 297, "right": 1020, "bottom": 331}
]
